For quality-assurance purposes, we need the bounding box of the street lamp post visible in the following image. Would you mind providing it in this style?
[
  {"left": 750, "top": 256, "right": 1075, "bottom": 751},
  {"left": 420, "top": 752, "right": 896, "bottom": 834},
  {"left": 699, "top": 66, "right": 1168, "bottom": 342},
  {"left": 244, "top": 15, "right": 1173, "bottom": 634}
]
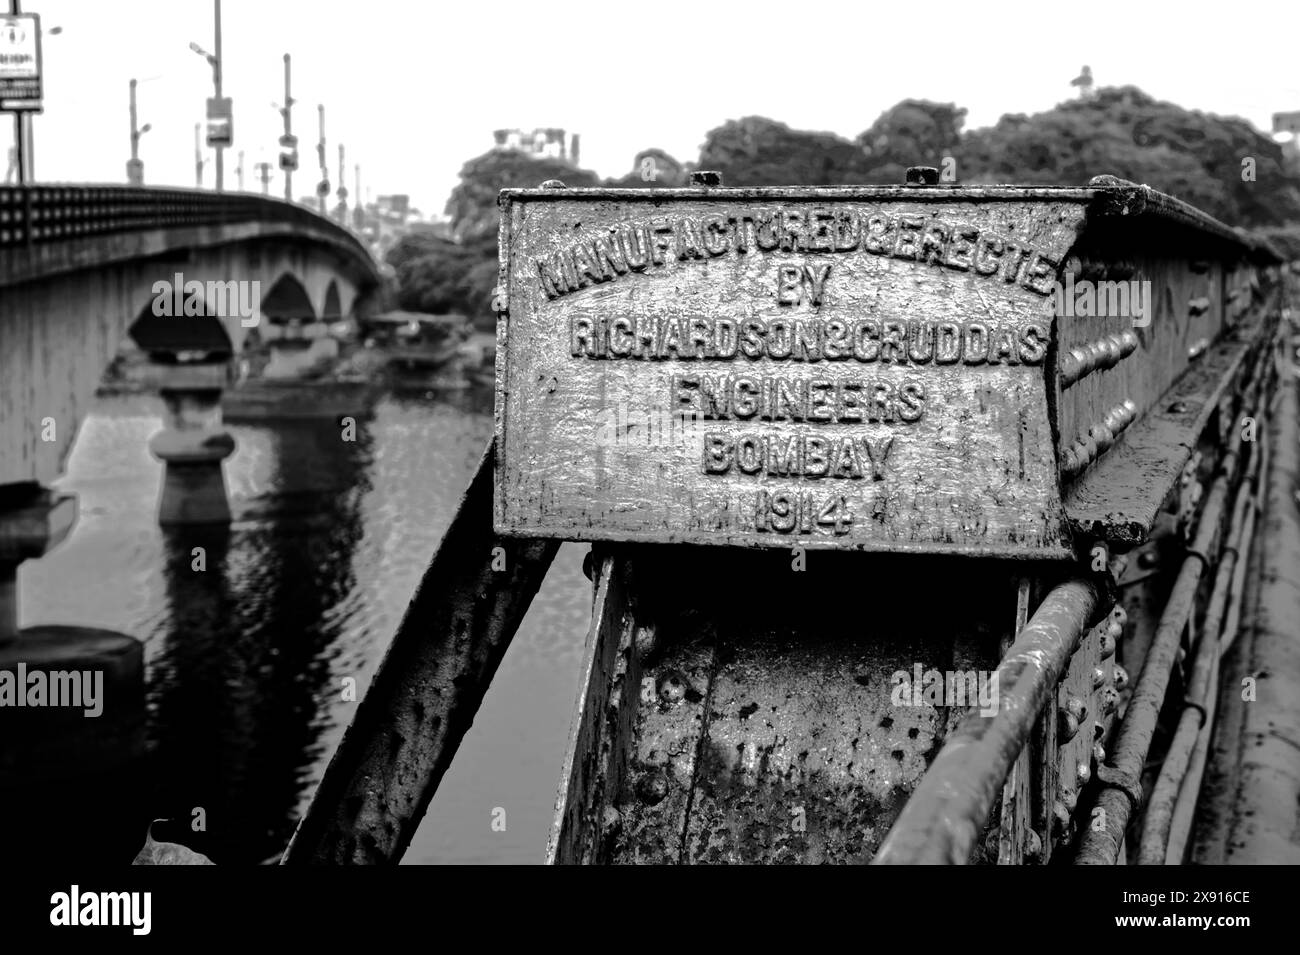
[
  {"left": 127, "top": 78, "right": 151, "bottom": 185},
  {"left": 279, "top": 53, "right": 295, "bottom": 201},
  {"left": 189, "top": 0, "right": 226, "bottom": 192},
  {"left": 194, "top": 122, "right": 204, "bottom": 188},
  {"left": 336, "top": 142, "right": 347, "bottom": 224},
  {"left": 316, "top": 104, "right": 327, "bottom": 215},
  {"left": 212, "top": 0, "right": 223, "bottom": 191}
]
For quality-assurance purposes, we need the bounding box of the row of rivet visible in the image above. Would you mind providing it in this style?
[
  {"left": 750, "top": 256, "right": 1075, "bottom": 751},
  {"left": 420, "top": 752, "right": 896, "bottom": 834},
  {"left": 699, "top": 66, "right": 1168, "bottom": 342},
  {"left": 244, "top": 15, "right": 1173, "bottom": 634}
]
[
  {"left": 1058, "top": 330, "right": 1140, "bottom": 389},
  {"left": 1052, "top": 605, "right": 1129, "bottom": 844},
  {"left": 1058, "top": 399, "right": 1139, "bottom": 481}
]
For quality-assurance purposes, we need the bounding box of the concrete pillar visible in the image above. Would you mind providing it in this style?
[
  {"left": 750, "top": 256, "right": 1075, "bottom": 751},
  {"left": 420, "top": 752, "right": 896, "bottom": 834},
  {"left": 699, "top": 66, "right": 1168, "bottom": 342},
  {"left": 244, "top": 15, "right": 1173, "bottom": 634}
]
[
  {"left": 0, "top": 486, "right": 77, "bottom": 645},
  {"left": 0, "top": 486, "right": 147, "bottom": 862},
  {"left": 263, "top": 320, "right": 317, "bottom": 379},
  {"left": 145, "top": 359, "right": 237, "bottom": 526}
]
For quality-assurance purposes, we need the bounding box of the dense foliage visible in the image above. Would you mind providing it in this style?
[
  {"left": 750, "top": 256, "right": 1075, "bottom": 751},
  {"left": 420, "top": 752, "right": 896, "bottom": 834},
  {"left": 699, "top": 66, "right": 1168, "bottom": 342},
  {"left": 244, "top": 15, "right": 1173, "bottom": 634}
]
[{"left": 391, "top": 87, "right": 1300, "bottom": 322}]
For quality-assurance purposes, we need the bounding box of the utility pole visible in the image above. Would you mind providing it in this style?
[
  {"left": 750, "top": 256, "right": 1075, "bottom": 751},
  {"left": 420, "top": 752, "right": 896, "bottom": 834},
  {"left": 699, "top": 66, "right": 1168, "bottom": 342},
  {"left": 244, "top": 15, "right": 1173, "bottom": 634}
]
[
  {"left": 127, "top": 79, "right": 150, "bottom": 184},
  {"left": 212, "top": 0, "right": 224, "bottom": 191},
  {"left": 10, "top": 0, "right": 28, "bottom": 184},
  {"left": 336, "top": 142, "right": 347, "bottom": 223},
  {"left": 279, "top": 53, "right": 295, "bottom": 201},
  {"left": 256, "top": 161, "right": 271, "bottom": 194},
  {"left": 316, "top": 104, "right": 327, "bottom": 215},
  {"left": 236, "top": 150, "right": 244, "bottom": 190},
  {"left": 194, "top": 123, "right": 203, "bottom": 187},
  {"left": 353, "top": 163, "right": 363, "bottom": 230}
]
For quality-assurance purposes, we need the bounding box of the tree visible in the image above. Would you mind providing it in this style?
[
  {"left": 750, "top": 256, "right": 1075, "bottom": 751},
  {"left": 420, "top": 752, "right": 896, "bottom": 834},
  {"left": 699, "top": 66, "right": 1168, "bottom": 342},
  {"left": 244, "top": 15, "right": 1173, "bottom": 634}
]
[
  {"left": 607, "top": 148, "right": 690, "bottom": 188},
  {"left": 444, "top": 149, "right": 603, "bottom": 242},
  {"left": 385, "top": 232, "right": 454, "bottom": 272},
  {"left": 960, "top": 87, "right": 1300, "bottom": 227},
  {"left": 697, "top": 116, "right": 873, "bottom": 186},
  {"left": 857, "top": 100, "right": 967, "bottom": 181},
  {"left": 392, "top": 231, "right": 498, "bottom": 316}
]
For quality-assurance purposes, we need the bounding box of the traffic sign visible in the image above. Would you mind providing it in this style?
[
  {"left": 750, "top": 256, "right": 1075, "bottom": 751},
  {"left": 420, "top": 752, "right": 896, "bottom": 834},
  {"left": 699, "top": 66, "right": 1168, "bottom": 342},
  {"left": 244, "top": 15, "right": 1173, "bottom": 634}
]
[
  {"left": 317, "top": 179, "right": 330, "bottom": 197},
  {"left": 278, "top": 134, "right": 298, "bottom": 149},
  {"left": 206, "top": 117, "right": 233, "bottom": 148},
  {"left": 206, "top": 96, "right": 233, "bottom": 146},
  {"left": 0, "top": 13, "right": 43, "bottom": 112},
  {"left": 279, "top": 150, "right": 298, "bottom": 171}
]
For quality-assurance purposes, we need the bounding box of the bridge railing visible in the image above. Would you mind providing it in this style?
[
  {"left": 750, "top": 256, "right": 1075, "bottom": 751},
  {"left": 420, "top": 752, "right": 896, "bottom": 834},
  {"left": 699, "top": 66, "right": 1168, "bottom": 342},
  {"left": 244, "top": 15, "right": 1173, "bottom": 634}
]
[{"left": 0, "top": 184, "right": 369, "bottom": 260}]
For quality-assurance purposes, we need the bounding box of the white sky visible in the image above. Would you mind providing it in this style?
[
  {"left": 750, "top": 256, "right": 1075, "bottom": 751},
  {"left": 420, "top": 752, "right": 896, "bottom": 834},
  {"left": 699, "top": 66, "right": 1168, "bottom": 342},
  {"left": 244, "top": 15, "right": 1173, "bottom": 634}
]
[{"left": 6, "top": 0, "right": 1300, "bottom": 216}]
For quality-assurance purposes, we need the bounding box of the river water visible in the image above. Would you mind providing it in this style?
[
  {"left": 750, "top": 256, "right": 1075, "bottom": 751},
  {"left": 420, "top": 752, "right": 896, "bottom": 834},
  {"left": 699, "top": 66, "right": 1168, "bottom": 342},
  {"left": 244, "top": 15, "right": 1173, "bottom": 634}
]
[{"left": 19, "top": 384, "right": 593, "bottom": 864}]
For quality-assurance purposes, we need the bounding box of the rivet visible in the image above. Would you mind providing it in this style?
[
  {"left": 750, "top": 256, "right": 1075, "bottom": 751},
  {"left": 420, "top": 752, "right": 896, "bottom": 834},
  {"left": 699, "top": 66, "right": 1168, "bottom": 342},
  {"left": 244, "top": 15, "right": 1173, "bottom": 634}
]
[
  {"left": 1112, "top": 665, "right": 1130, "bottom": 690},
  {"left": 905, "top": 166, "right": 940, "bottom": 185},
  {"left": 539, "top": 179, "right": 567, "bottom": 189},
  {"left": 1052, "top": 800, "right": 1072, "bottom": 837},
  {"left": 657, "top": 671, "right": 689, "bottom": 703},
  {"left": 636, "top": 772, "right": 668, "bottom": 805},
  {"left": 1088, "top": 424, "right": 1115, "bottom": 454},
  {"left": 1060, "top": 697, "right": 1086, "bottom": 740},
  {"left": 1024, "top": 829, "right": 1043, "bottom": 862},
  {"left": 1101, "top": 686, "right": 1121, "bottom": 714},
  {"left": 1077, "top": 760, "right": 1092, "bottom": 785},
  {"left": 1100, "top": 631, "right": 1116, "bottom": 658},
  {"left": 1092, "top": 666, "right": 1107, "bottom": 690},
  {"left": 1060, "top": 786, "right": 1079, "bottom": 812},
  {"left": 1093, "top": 742, "right": 1106, "bottom": 764}
]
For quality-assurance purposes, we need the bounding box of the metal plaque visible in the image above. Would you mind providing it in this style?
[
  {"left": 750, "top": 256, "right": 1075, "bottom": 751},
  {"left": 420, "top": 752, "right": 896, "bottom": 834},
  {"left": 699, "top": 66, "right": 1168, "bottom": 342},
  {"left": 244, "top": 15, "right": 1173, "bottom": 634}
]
[{"left": 495, "top": 187, "right": 1088, "bottom": 557}]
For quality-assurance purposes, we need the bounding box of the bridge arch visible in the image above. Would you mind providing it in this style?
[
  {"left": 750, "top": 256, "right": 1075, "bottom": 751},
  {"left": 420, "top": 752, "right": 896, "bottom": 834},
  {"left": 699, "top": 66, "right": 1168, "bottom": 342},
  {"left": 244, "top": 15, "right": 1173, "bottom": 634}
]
[
  {"left": 261, "top": 274, "right": 317, "bottom": 324},
  {"left": 128, "top": 300, "right": 233, "bottom": 360}
]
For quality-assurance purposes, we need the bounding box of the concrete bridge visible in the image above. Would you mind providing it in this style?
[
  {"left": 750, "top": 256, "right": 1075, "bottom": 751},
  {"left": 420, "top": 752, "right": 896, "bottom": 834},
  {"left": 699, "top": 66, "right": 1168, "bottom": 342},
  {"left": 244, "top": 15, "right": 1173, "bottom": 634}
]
[{"left": 0, "top": 184, "right": 381, "bottom": 648}]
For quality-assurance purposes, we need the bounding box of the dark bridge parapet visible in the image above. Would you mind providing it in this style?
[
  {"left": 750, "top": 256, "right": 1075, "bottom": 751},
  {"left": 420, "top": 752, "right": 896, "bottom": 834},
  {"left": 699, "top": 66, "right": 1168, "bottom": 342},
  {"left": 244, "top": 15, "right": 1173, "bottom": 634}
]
[{"left": 0, "top": 185, "right": 377, "bottom": 287}]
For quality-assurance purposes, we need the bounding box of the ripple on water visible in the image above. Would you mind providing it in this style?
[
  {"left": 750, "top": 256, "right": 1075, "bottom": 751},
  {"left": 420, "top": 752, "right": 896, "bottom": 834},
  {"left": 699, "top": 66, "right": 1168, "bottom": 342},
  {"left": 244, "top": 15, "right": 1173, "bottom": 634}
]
[{"left": 20, "top": 387, "right": 594, "bottom": 864}]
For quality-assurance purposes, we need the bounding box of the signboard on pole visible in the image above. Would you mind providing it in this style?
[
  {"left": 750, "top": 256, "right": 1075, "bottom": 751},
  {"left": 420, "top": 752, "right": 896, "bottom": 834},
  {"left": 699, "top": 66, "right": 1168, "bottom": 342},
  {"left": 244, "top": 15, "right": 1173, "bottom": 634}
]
[
  {"left": 206, "top": 96, "right": 233, "bottom": 147},
  {"left": 0, "top": 13, "right": 43, "bottom": 112}
]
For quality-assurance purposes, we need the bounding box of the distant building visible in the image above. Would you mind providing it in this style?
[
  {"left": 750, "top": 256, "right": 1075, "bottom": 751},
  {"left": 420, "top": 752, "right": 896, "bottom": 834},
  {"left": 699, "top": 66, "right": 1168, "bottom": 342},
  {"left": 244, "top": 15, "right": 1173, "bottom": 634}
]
[{"left": 493, "top": 127, "right": 580, "bottom": 165}]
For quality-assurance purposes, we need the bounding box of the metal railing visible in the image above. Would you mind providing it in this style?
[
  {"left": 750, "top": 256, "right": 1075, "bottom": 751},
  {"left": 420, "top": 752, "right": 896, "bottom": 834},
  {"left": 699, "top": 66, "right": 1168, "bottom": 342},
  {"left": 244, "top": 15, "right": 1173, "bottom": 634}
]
[{"left": 0, "top": 184, "right": 370, "bottom": 263}]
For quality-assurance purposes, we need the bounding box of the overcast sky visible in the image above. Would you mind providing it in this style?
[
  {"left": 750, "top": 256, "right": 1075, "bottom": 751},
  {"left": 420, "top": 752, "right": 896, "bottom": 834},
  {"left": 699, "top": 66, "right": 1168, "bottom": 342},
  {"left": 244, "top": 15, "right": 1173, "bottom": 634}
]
[{"left": 6, "top": 0, "right": 1300, "bottom": 215}]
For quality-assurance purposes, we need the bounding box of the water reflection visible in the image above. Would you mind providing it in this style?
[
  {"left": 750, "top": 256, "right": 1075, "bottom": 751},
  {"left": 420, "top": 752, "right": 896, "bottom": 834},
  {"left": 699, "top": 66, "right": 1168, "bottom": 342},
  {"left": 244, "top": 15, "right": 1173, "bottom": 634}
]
[{"left": 20, "top": 385, "right": 592, "bottom": 864}]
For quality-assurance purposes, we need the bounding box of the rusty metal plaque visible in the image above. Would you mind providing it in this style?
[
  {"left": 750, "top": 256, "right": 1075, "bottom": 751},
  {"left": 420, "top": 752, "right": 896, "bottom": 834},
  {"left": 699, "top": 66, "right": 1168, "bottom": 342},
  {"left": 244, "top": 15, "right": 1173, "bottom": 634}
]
[{"left": 495, "top": 187, "right": 1088, "bottom": 557}]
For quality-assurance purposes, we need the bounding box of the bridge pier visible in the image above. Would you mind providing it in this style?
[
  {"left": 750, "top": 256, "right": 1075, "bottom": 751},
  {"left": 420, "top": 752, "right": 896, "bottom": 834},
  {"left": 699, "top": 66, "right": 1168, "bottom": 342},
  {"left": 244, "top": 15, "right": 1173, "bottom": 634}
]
[
  {"left": 146, "top": 359, "right": 237, "bottom": 526},
  {"left": 0, "top": 486, "right": 148, "bottom": 862},
  {"left": 263, "top": 321, "right": 336, "bottom": 379}
]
